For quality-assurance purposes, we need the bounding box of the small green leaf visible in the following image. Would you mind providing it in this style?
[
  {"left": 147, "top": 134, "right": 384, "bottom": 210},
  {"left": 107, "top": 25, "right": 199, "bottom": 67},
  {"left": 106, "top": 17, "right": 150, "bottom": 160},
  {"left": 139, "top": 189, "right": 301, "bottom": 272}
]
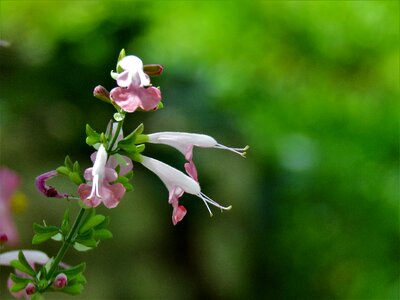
[
  {"left": 69, "top": 172, "right": 84, "bottom": 185},
  {"left": 33, "top": 223, "right": 59, "bottom": 234},
  {"left": 11, "top": 260, "right": 35, "bottom": 277},
  {"left": 56, "top": 262, "right": 86, "bottom": 279},
  {"left": 32, "top": 231, "right": 60, "bottom": 244},
  {"left": 124, "top": 183, "right": 134, "bottom": 192},
  {"left": 61, "top": 209, "right": 70, "bottom": 235},
  {"left": 31, "top": 293, "right": 45, "bottom": 300},
  {"left": 10, "top": 273, "right": 31, "bottom": 284},
  {"left": 61, "top": 283, "right": 84, "bottom": 295},
  {"left": 10, "top": 281, "right": 28, "bottom": 292},
  {"left": 51, "top": 233, "right": 63, "bottom": 241},
  {"left": 85, "top": 124, "right": 101, "bottom": 146},
  {"left": 73, "top": 242, "right": 92, "bottom": 252},
  {"left": 136, "top": 144, "right": 145, "bottom": 153},
  {"left": 79, "top": 215, "right": 106, "bottom": 234},
  {"left": 64, "top": 156, "right": 73, "bottom": 171},
  {"left": 93, "top": 229, "right": 113, "bottom": 240},
  {"left": 56, "top": 166, "right": 69, "bottom": 176},
  {"left": 72, "top": 161, "right": 81, "bottom": 173}
]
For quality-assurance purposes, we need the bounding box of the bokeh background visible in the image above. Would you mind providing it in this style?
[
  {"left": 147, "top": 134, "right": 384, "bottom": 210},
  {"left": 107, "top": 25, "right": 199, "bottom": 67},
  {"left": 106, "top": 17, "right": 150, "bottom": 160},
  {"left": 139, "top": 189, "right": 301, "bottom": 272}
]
[{"left": 0, "top": 1, "right": 399, "bottom": 299}]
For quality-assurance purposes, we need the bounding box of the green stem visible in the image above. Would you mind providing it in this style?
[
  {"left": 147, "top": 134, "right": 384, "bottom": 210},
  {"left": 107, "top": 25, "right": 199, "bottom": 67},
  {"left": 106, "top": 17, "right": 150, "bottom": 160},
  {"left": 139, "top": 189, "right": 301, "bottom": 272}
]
[
  {"left": 46, "top": 208, "right": 86, "bottom": 281},
  {"left": 107, "top": 118, "right": 124, "bottom": 152}
]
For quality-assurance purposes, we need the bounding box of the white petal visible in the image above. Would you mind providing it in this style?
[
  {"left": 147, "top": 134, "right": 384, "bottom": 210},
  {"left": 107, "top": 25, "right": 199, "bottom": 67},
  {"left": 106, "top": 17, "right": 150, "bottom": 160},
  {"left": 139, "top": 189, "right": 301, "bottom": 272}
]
[
  {"left": 92, "top": 145, "right": 108, "bottom": 178},
  {"left": 0, "top": 250, "right": 49, "bottom": 266},
  {"left": 147, "top": 132, "right": 217, "bottom": 154},
  {"left": 140, "top": 155, "right": 200, "bottom": 195},
  {"left": 118, "top": 56, "right": 143, "bottom": 71}
]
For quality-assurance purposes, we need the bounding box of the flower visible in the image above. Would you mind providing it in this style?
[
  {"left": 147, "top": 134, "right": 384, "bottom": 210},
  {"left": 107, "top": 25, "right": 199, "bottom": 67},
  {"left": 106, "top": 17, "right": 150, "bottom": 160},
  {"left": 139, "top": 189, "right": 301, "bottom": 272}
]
[
  {"left": 35, "top": 170, "right": 69, "bottom": 198},
  {"left": 0, "top": 167, "right": 21, "bottom": 246},
  {"left": 53, "top": 273, "right": 68, "bottom": 289},
  {"left": 78, "top": 145, "right": 130, "bottom": 208},
  {"left": 139, "top": 155, "right": 231, "bottom": 225},
  {"left": 110, "top": 55, "right": 162, "bottom": 113},
  {"left": 145, "top": 132, "right": 249, "bottom": 180}
]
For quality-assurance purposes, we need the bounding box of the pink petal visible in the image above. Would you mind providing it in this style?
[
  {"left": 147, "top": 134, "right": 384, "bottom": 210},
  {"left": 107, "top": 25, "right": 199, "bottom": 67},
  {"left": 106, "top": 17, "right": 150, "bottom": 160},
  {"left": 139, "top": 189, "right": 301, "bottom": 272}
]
[
  {"left": 184, "top": 160, "right": 198, "bottom": 182},
  {"left": 0, "top": 215, "right": 18, "bottom": 246},
  {"left": 106, "top": 155, "right": 133, "bottom": 176},
  {"left": 78, "top": 184, "right": 101, "bottom": 207},
  {"left": 172, "top": 205, "right": 187, "bottom": 225},
  {"left": 0, "top": 167, "right": 20, "bottom": 201},
  {"left": 100, "top": 182, "right": 125, "bottom": 209},
  {"left": 116, "top": 70, "right": 131, "bottom": 88},
  {"left": 168, "top": 186, "right": 184, "bottom": 205},
  {"left": 110, "top": 85, "right": 161, "bottom": 113},
  {"left": 104, "top": 167, "right": 118, "bottom": 182}
]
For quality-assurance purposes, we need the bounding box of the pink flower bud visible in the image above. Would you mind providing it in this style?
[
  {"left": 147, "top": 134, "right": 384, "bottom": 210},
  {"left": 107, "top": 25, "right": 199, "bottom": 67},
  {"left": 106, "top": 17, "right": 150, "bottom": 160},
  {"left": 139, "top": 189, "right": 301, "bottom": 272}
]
[
  {"left": 93, "top": 85, "right": 111, "bottom": 103},
  {"left": 0, "top": 233, "right": 8, "bottom": 244},
  {"left": 143, "top": 64, "right": 164, "bottom": 76},
  {"left": 25, "top": 283, "right": 36, "bottom": 295},
  {"left": 54, "top": 273, "right": 68, "bottom": 289}
]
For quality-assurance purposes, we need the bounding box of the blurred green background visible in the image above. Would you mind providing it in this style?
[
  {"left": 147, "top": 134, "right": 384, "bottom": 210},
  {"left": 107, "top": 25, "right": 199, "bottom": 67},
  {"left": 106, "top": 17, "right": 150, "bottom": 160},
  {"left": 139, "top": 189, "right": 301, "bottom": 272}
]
[{"left": 0, "top": 1, "right": 399, "bottom": 299}]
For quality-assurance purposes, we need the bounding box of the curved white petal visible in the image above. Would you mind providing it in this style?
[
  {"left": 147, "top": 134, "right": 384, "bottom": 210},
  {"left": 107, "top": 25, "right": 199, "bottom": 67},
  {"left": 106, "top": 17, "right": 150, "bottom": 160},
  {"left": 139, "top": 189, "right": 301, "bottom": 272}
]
[{"left": 140, "top": 155, "right": 200, "bottom": 195}]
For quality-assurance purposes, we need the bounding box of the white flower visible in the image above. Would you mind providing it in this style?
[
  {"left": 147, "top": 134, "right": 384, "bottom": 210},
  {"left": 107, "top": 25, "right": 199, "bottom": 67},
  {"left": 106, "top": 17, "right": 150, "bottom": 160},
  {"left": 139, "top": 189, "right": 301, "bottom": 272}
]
[
  {"left": 146, "top": 132, "right": 249, "bottom": 160},
  {"left": 140, "top": 155, "right": 231, "bottom": 221}
]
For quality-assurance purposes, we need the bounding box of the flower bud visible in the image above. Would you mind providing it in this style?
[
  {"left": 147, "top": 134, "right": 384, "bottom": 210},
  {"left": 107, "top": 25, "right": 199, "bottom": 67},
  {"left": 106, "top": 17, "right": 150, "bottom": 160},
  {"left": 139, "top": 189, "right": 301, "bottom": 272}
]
[
  {"left": 93, "top": 85, "right": 111, "bottom": 103},
  {"left": 0, "top": 233, "right": 8, "bottom": 244},
  {"left": 143, "top": 64, "right": 164, "bottom": 76},
  {"left": 25, "top": 283, "right": 36, "bottom": 295},
  {"left": 54, "top": 273, "right": 68, "bottom": 289}
]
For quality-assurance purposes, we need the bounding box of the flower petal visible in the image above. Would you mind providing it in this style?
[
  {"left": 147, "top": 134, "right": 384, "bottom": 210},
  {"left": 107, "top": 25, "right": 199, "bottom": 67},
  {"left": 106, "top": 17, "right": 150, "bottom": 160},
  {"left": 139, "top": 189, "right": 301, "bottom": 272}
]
[
  {"left": 78, "top": 184, "right": 102, "bottom": 207},
  {"left": 100, "top": 182, "right": 126, "bottom": 209}
]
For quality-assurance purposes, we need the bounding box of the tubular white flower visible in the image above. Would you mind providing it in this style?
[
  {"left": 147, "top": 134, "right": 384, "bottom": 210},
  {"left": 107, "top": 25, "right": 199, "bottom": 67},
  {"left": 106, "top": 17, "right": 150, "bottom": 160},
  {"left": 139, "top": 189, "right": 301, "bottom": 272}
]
[
  {"left": 140, "top": 155, "right": 231, "bottom": 216},
  {"left": 147, "top": 132, "right": 249, "bottom": 158},
  {"left": 0, "top": 250, "right": 49, "bottom": 266},
  {"left": 88, "top": 144, "right": 108, "bottom": 199}
]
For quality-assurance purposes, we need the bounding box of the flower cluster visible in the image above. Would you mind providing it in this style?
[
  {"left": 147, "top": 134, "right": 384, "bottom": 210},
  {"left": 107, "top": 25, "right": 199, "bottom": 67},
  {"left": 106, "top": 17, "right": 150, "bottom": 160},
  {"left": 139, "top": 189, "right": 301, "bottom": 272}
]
[
  {"left": 36, "top": 50, "right": 248, "bottom": 226},
  {"left": 2, "top": 50, "right": 248, "bottom": 299}
]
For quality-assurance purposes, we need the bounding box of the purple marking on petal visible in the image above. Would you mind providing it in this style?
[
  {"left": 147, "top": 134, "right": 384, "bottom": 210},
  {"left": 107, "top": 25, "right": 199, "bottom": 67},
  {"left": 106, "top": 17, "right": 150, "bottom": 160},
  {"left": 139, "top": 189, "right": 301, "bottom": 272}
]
[{"left": 35, "top": 171, "right": 69, "bottom": 198}]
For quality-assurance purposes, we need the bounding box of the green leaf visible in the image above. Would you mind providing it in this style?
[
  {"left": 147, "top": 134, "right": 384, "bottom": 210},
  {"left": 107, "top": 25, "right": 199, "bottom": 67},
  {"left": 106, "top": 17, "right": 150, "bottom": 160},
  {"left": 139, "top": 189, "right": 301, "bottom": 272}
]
[
  {"left": 56, "top": 262, "right": 86, "bottom": 279},
  {"left": 65, "top": 156, "right": 74, "bottom": 170},
  {"left": 51, "top": 233, "right": 63, "bottom": 241},
  {"left": 136, "top": 144, "right": 145, "bottom": 153},
  {"left": 85, "top": 124, "right": 101, "bottom": 146},
  {"left": 61, "top": 209, "right": 70, "bottom": 235},
  {"left": 10, "top": 273, "right": 31, "bottom": 284},
  {"left": 79, "top": 214, "right": 106, "bottom": 234},
  {"left": 93, "top": 229, "right": 113, "bottom": 240},
  {"left": 73, "top": 242, "right": 92, "bottom": 252},
  {"left": 56, "top": 166, "right": 69, "bottom": 176},
  {"left": 124, "top": 171, "right": 134, "bottom": 179},
  {"left": 10, "top": 261, "right": 35, "bottom": 277},
  {"left": 72, "top": 161, "right": 81, "bottom": 173},
  {"left": 33, "top": 223, "right": 59, "bottom": 234},
  {"left": 61, "top": 283, "right": 84, "bottom": 295},
  {"left": 10, "top": 281, "right": 28, "bottom": 292},
  {"left": 32, "top": 231, "right": 59, "bottom": 245},
  {"left": 32, "top": 292, "right": 45, "bottom": 300},
  {"left": 19, "top": 251, "right": 36, "bottom": 276},
  {"left": 69, "top": 172, "right": 84, "bottom": 185},
  {"left": 124, "top": 183, "right": 134, "bottom": 192}
]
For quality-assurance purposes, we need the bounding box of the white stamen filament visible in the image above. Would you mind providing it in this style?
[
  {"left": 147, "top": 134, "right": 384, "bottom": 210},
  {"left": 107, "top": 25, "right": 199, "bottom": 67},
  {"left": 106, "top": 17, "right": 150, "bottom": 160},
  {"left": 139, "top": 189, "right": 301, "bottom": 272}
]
[
  {"left": 214, "top": 144, "right": 249, "bottom": 157},
  {"left": 87, "top": 174, "right": 101, "bottom": 199},
  {"left": 197, "top": 192, "right": 232, "bottom": 217}
]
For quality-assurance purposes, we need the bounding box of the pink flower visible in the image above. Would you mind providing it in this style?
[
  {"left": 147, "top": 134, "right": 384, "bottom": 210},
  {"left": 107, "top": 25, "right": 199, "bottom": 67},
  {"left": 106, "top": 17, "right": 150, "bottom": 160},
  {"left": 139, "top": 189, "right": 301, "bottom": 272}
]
[
  {"left": 0, "top": 167, "right": 20, "bottom": 246},
  {"left": 53, "top": 273, "right": 68, "bottom": 289},
  {"left": 78, "top": 145, "right": 132, "bottom": 208},
  {"left": 110, "top": 55, "right": 162, "bottom": 113},
  {"left": 35, "top": 170, "right": 69, "bottom": 198},
  {"left": 139, "top": 155, "right": 231, "bottom": 225},
  {"left": 146, "top": 132, "right": 248, "bottom": 180}
]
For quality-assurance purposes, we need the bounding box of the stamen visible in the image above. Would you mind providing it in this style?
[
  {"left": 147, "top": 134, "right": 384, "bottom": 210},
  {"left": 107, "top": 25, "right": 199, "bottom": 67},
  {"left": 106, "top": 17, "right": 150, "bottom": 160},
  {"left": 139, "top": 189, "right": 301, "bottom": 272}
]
[
  {"left": 198, "top": 192, "right": 232, "bottom": 216},
  {"left": 214, "top": 144, "right": 249, "bottom": 157},
  {"left": 87, "top": 175, "right": 102, "bottom": 199}
]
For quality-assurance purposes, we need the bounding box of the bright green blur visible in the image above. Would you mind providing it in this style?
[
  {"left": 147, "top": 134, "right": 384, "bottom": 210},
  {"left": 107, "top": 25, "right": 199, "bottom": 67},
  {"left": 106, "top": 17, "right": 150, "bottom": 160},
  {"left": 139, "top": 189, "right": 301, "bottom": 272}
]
[{"left": 0, "top": 1, "right": 398, "bottom": 299}]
